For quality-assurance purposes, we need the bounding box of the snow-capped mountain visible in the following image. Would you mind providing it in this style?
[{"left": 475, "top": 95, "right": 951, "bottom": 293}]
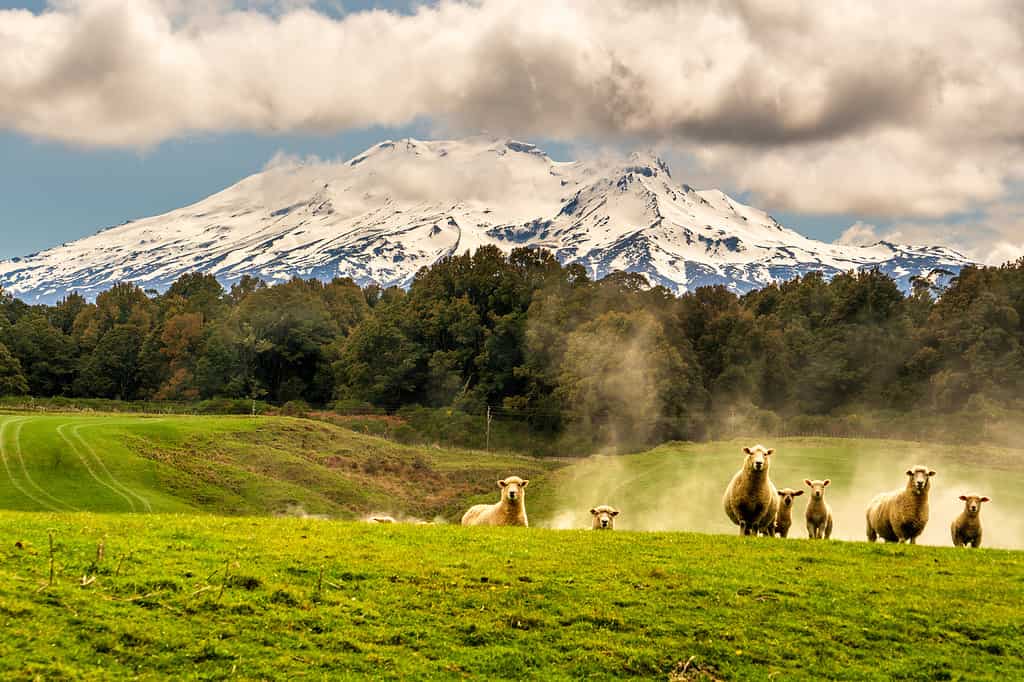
[{"left": 0, "top": 137, "right": 973, "bottom": 304}]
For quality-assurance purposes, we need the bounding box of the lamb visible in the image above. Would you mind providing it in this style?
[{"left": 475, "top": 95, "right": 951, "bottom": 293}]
[
  {"left": 951, "top": 495, "right": 990, "bottom": 548},
  {"left": 461, "top": 476, "right": 530, "bottom": 527},
  {"left": 865, "top": 465, "right": 936, "bottom": 544},
  {"left": 590, "top": 505, "right": 620, "bottom": 530},
  {"left": 369, "top": 515, "right": 396, "bottom": 524},
  {"left": 723, "top": 445, "right": 779, "bottom": 536},
  {"left": 804, "top": 479, "right": 834, "bottom": 539},
  {"left": 773, "top": 488, "right": 804, "bottom": 538}
]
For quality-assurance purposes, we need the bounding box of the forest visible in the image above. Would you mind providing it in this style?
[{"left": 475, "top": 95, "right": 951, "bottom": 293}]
[{"left": 1, "top": 246, "right": 1023, "bottom": 451}]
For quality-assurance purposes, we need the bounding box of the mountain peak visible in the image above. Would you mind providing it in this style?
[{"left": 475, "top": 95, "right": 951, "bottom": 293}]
[{"left": 0, "top": 137, "right": 975, "bottom": 304}]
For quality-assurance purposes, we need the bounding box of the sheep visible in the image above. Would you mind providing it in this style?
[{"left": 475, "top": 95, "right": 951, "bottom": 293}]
[
  {"left": 369, "top": 515, "right": 396, "bottom": 524},
  {"left": 723, "top": 445, "right": 779, "bottom": 536},
  {"left": 951, "top": 495, "right": 990, "bottom": 548},
  {"left": 865, "top": 465, "right": 936, "bottom": 544},
  {"left": 590, "top": 505, "right": 620, "bottom": 530},
  {"left": 773, "top": 488, "right": 804, "bottom": 538},
  {"left": 461, "top": 476, "right": 530, "bottom": 527},
  {"left": 804, "top": 479, "right": 834, "bottom": 539}
]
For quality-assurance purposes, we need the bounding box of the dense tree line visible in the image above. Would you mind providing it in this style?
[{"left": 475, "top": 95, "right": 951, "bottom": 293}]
[{"left": 2, "top": 247, "right": 1023, "bottom": 448}]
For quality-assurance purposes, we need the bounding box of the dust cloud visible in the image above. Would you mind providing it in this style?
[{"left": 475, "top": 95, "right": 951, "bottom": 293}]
[{"left": 538, "top": 439, "right": 1024, "bottom": 550}]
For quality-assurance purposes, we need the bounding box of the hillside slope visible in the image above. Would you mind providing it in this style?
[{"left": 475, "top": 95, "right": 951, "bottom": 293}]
[
  {"left": 0, "top": 413, "right": 557, "bottom": 520},
  {"left": 0, "top": 137, "right": 973, "bottom": 303},
  {"left": 1, "top": 514, "right": 1021, "bottom": 680}
]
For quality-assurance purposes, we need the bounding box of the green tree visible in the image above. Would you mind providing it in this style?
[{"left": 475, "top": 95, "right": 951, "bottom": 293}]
[
  {"left": 2, "top": 314, "right": 76, "bottom": 396},
  {"left": 0, "top": 342, "right": 29, "bottom": 396}
]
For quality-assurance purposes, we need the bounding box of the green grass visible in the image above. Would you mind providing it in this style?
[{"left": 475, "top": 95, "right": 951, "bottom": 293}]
[
  {"left": 528, "top": 438, "right": 1024, "bottom": 548},
  {"left": 0, "top": 513, "right": 1021, "bottom": 680},
  {"left": 0, "top": 413, "right": 559, "bottom": 521},
  {"left": 0, "top": 415, "right": 1022, "bottom": 678}
]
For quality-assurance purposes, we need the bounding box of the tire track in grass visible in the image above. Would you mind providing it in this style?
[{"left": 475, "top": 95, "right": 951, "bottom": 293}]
[
  {"left": 11, "top": 419, "right": 80, "bottom": 512},
  {"left": 57, "top": 422, "right": 139, "bottom": 512},
  {"left": 69, "top": 422, "right": 154, "bottom": 513},
  {"left": 0, "top": 417, "right": 61, "bottom": 511}
]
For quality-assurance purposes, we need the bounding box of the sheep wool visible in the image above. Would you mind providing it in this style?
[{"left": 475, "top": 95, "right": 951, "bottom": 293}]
[
  {"left": 723, "top": 445, "right": 779, "bottom": 536},
  {"left": 804, "top": 479, "right": 834, "bottom": 540},
  {"left": 866, "top": 466, "right": 935, "bottom": 544},
  {"left": 773, "top": 488, "right": 804, "bottom": 538},
  {"left": 461, "top": 476, "right": 530, "bottom": 527},
  {"left": 951, "top": 495, "right": 989, "bottom": 548}
]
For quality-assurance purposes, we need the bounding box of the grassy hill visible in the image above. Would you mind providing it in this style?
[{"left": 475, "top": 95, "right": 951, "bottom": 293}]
[
  {"left": 0, "top": 513, "right": 1021, "bottom": 680},
  {"left": 3, "top": 413, "right": 1024, "bottom": 549},
  {"left": 0, "top": 413, "right": 559, "bottom": 521},
  {"left": 1, "top": 413, "right": 1023, "bottom": 678}
]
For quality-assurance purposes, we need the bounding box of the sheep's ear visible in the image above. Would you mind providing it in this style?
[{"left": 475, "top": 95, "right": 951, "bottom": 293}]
[
  {"left": 906, "top": 469, "right": 914, "bottom": 476},
  {"left": 927, "top": 470, "right": 936, "bottom": 477},
  {"left": 743, "top": 447, "right": 753, "bottom": 455},
  {"left": 794, "top": 490, "right": 804, "bottom": 496},
  {"left": 804, "top": 479, "right": 812, "bottom": 487},
  {"left": 765, "top": 449, "right": 775, "bottom": 456},
  {"left": 980, "top": 497, "right": 991, "bottom": 503},
  {"left": 611, "top": 510, "right": 619, "bottom": 516},
  {"left": 777, "top": 490, "right": 786, "bottom": 496},
  {"left": 520, "top": 479, "right": 529, "bottom": 488},
  {"left": 590, "top": 508, "right": 598, "bottom": 515},
  {"left": 498, "top": 479, "right": 507, "bottom": 488},
  {"left": 823, "top": 479, "right": 831, "bottom": 487},
  {"left": 958, "top": 495, "right": 968, "bottom": 501}
]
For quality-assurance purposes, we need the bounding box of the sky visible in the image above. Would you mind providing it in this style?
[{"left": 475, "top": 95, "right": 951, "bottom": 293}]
[{"left": 0, "top": 0, "right": 1022, "bottom": 264}]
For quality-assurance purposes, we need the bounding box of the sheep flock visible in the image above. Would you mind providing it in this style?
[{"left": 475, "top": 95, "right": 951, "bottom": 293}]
[{"left": 442, "top": 444, "right": 992, "bottom": 548}]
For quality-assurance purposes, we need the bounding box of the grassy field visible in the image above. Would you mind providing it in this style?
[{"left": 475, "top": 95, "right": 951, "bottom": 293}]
[
  {"left": 530, "top": 438, "right": 1024, "bottom": 549},
  {"left": 0, "top": 513, "right": 1020, "bottom": 680},
  {"left": 0, "top": 413, "right": 1023, "bottom": 678},
  {"left": 0, "top": 412, "right": 559, "bottom": 521}
]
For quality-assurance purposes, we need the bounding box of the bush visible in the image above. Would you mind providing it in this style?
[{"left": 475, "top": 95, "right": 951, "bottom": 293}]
[{"left": 280, "top": 400, "right": 312, "bottom": 417}]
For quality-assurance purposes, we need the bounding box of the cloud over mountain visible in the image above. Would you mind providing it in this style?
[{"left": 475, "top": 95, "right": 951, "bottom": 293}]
[{"left": 1, "top": 0, "right": 1022, "bottom": 223}]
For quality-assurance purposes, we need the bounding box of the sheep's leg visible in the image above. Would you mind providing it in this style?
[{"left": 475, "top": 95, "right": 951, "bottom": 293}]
[
  {"left": 866, "top": 525, "right": 877, "bottom": 542},
  {"left": 824, "top": 517, "right": 833, "bottom": 539},
  {"left": 739, "top": 521, "right": 748, "bottom": 536}
]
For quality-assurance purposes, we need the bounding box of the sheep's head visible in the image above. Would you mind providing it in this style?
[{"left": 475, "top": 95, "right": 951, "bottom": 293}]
[
  {"left": 498, "top": 476, "right": 529, "bottom": 504},
  {"left": 804, "top": 479, "right": 831, "bottom": 500},
  {"left": 958, "top": 494, "right": 990, "bottom": 515},
  {"left": 743, "top": 445, "right": 774, "bottom": 473},
  {"left": 777, "top": 488, "right": 803, "bottom": 507},
  {"left": 590, "top": 505, "right": 620, "bottom": 530},
  {"left": 905, "top": 466, "right": 936, "bottom": 495}
]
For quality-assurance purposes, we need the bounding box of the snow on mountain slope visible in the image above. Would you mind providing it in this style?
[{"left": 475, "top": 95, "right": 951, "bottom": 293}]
[{"left": 0, "top": 137, "right": 974, "bottom": 304}]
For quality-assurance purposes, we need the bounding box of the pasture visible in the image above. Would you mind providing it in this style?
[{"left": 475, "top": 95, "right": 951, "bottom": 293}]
[
  {"left": 0, "top": 413, "right": 557, "bottom": 520},
  {"left": 1, "top": 513, "right": 1022, "bottom": 680},
  {"left": 1, "top": 411, "right": 1023, "bottom": 678}
]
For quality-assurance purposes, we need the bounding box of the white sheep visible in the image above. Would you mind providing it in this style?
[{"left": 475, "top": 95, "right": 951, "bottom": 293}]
[
  {"left": 803, "top": 479, "right": 834, "bottom": 539},
  {"left": 590, "top": 505, "right": 620, "bottom": 530},
  {"left": 369, "top": 515, "right": 396, "bottom": 524},
  {"left": 723, "top": 445, "right": 779, "bottom": 536},
  {"left": 773, "top": 488, "right": 804, "bottom": 538},
  {"left": 461, "top": 476, "right": 530, "bottom": 527},
  {"left": 951, "top": 494, "right": 990, "bottom": 548},
  {"left": 866, "top": 465, "right": 935, "bottom": 544}
]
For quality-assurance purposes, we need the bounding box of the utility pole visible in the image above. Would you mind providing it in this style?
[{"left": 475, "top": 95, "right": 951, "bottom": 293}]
[{"left": 486, "top": 406, "right": 492, "bottom": 451}]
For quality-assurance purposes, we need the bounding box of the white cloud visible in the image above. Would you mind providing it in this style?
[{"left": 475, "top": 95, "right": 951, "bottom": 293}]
[
  {"left": 837, "top": 201, "right": 1024, "bottom": 265},
  {"left": 836, "top": 221, "right": 881, "bottom": 247},
  {"left": 1, "top": 0, "right": 1024, "bottom": 223}
]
